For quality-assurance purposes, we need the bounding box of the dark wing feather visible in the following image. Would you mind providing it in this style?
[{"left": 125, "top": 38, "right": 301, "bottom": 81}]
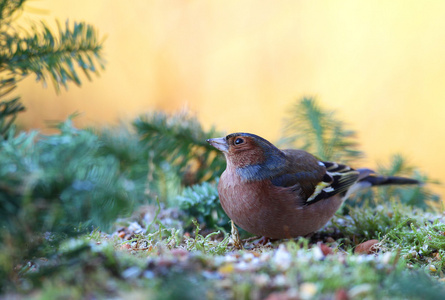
[
  {"left": 304, "top": 167, "right": 359, "bottom": 205},
  {"left": 270, "top": 156, "right": 360, "bottom": 206}
]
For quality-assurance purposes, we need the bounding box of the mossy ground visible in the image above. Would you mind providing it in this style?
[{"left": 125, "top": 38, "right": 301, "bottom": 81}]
[{"left": 8, "top": 201, "right": 445, "bottom": 300}]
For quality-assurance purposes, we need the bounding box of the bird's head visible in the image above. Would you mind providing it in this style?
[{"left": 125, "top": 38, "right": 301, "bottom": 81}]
[{"left": 207, "top": 133, "right": 286, "bottom": 180}]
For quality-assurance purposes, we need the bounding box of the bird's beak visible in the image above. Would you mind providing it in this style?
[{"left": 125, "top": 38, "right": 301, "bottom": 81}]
[{"left": 206, "top": 137, "right": 229, "bottom": 153}]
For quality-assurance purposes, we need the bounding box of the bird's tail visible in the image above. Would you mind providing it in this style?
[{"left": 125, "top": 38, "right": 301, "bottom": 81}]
[
  {"left": 359, "top": 175, "right": 420, "bottom": 186},
  {"left": 356, "top": 167, "right": 420, "bottom": 186},
  {"left": 344, "top": 168, "right": 421, "bottom": 199}
]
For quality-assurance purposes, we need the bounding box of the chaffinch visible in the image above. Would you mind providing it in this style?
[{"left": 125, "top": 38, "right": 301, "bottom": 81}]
[{"left": 207, "top": 132, "right": 419, "bottom": 239}]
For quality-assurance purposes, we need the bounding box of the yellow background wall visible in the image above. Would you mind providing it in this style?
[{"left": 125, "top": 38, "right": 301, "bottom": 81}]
[{"left": 17, "top": 1, "right": 445, "bottom": 199}]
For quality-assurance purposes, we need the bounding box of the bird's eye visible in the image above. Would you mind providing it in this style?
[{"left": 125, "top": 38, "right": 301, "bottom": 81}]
[{"left": 234, "top": 138, "right": 244, "bottom": 145}]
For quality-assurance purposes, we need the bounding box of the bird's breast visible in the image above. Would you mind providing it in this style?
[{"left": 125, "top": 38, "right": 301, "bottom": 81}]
[
  {"left": 218, "top": 169, "right": 296, "bottom": 236},
  {"left": 217, "top": 168, "right": 344, "bottom": 238}
]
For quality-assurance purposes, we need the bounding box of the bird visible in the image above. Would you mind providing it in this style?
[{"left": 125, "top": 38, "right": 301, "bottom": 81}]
[{"left": 207, "top": 132, "right": 419, "bottom": 239}]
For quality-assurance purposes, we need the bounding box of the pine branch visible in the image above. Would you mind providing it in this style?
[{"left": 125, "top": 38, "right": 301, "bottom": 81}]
[
  {"left": 134, "top": 111, "right": 225, "bottom": 186},
  {"left": 377, "top": 153, "right": 414, "bottom": 176},
  {"left": 0, "top": 3, "right": 106, "bottom": 139},
  {"left": 280, "top": 97, "right": 363, "bottom": 163},
  {"left": 0, "top": 0, "right": 26, "bottom": 24},
  {"left": 0, "top": 97, "right": 24, "bottom": 138},
  {"left": 0, "top": 20, "right": 105, "bottom": 91},
  {"left": 0, "top": 75, "right": 23, "bottom": 139}
]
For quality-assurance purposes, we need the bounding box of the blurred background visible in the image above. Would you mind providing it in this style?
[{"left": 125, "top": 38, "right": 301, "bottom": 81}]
[{"left": 17, "top": 1, "right": 445, "bottom": 198}]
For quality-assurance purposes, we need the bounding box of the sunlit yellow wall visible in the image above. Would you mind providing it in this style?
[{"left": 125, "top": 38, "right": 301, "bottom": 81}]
[{"left": 17, "top": 1, "right": 445, "bottom": 199}]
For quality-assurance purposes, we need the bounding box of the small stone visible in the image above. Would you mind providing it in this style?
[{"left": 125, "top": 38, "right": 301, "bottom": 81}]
[
  {"left": 218, "top": 263, "right": 234, "bottom": 274},
  {"left": 254, "top": 273, "right": 270, "bottom": 287},
  {"left": 171, "top": 248, "right": 189, "bottom": 258},
  {"left": 118, "top": 231, "right": 126, "bottom": 239},
  {"left": 138, "top": 241, "right": 148, "bottom": 249},
  {"left": 318, "top": 242, "right": 333, "bottom": 256},
  {"left": 312, "top": 246, "right": 324, "bottom": 260},
  {"left": 242, "top": 252, "right": 255, "bottom": 262},
  {"left": 122, "top": 266, "right": 140, "bottom": 279},
  {"left": 143, "top": 270, "right": 154, "bottom": 279},
  {"left": 251, "top": 251, "right": 261, "bottom": 258},
  {"left": 259, "top": 252, "right": 272, "bottom": 262},
  {"left": 410, "top": 250, "right": 418, "bottom": 258},
  {"left": 234, "top": 261, "right": 250, "bottom": 272},
  {"left": 355, "top": 240, "right": 379, "bottom": 254},
  {"left": 202, "top": 270, "right": 222, "bottom": 280},
  {"left": 217, "top": 279, "right": 233, "bottom": 289},
  {"left": 224, "top": 254, "right": 238, "bottom": 263},
  {"left": 349, "top": 284, "right": 372, "bottom": 298},
  {"left": 335, "top": 289, "right": 349, "bottom": 300},
  {"left": 120, "top": 243, "right": 131, "bottom": 250},
  {"left": 429, "top": 264, "right": 437, "bottom": 272},
  {"left": 265, "top": 290, "right": 299, "bottom": 300},
  {"left": 264, "top": 292, "right": 288, "bottom": 300},
  {"left": 299, "top": 282, "right": 317, "bottom": 299},
  {"left": 273, "top": 244, "right": 292, "bottom": 271},
  {"left": 381, "top": 252, "right": 393, "bottom": 265},
  {"left": 273, "top": 274, "right": 288, "bottom": 287}
]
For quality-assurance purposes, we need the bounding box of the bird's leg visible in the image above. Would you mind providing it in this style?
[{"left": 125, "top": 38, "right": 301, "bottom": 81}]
[{"left": 231, "top": 220, "right": 243, "bottom": 249}]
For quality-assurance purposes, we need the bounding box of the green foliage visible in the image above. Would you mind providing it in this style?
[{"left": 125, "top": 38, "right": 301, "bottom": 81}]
[
  {"left": 184, "top": 220, "right": 230, "bottom": 255},
  {"left": 134, "top": 111, "right": 225, "bottom": 186},
  {"left": 177, "top": 181, "right": 229, "bottom": 229},
  {"left": 386, "top": 217, "right": 445, "bottom": 261},
  {"left": 132, "top": 111, "right": 231, "bottom": 229},
  {"left": 0, "top": 118, "right": 138, "bottom": 230},
  {"left": 98, "top": 126, "right": 148, "bottom": 175},
  {"left": 384, "top": 271, "right": 445, "bottom": 300},
  {"left": 0, "top": 95, "right": 25, "bottom": 138},
  {"left": 96, "top": 126, "right": 150, "bottom": 205},
  {"left": 0, "top": 0, "right": 105, "bottom": 138},
  {"left": 280, "top": 97, "right": 363, "bottom": 163},
  {"left": 22, "top": 238, "right": 139, "bottom": 297},
  {"left": 2, "top": 20, "right": 104, "bottom": 90},
  {"left": 331, "top": 200, "right": 445, "bottom": 273},
  {"left": 16, "top": 228, "right": 225, "bottom": 299},
  {"left": 0, "top": 118, "right": 145, "bottom": 290},
  {"left": 332, "top": 201, "right": 407, "bottom": 241},
  {"left": 0, "top": 0, "right": 26, "bottom": 22}
]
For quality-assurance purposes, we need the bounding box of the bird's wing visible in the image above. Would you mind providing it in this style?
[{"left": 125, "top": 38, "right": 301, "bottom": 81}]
[
  {"left": 270, "top": 157, "right": 359, "bottom": 206},
  {"left": 305, "top": 161, "right": 360, "bottom": 204}
]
